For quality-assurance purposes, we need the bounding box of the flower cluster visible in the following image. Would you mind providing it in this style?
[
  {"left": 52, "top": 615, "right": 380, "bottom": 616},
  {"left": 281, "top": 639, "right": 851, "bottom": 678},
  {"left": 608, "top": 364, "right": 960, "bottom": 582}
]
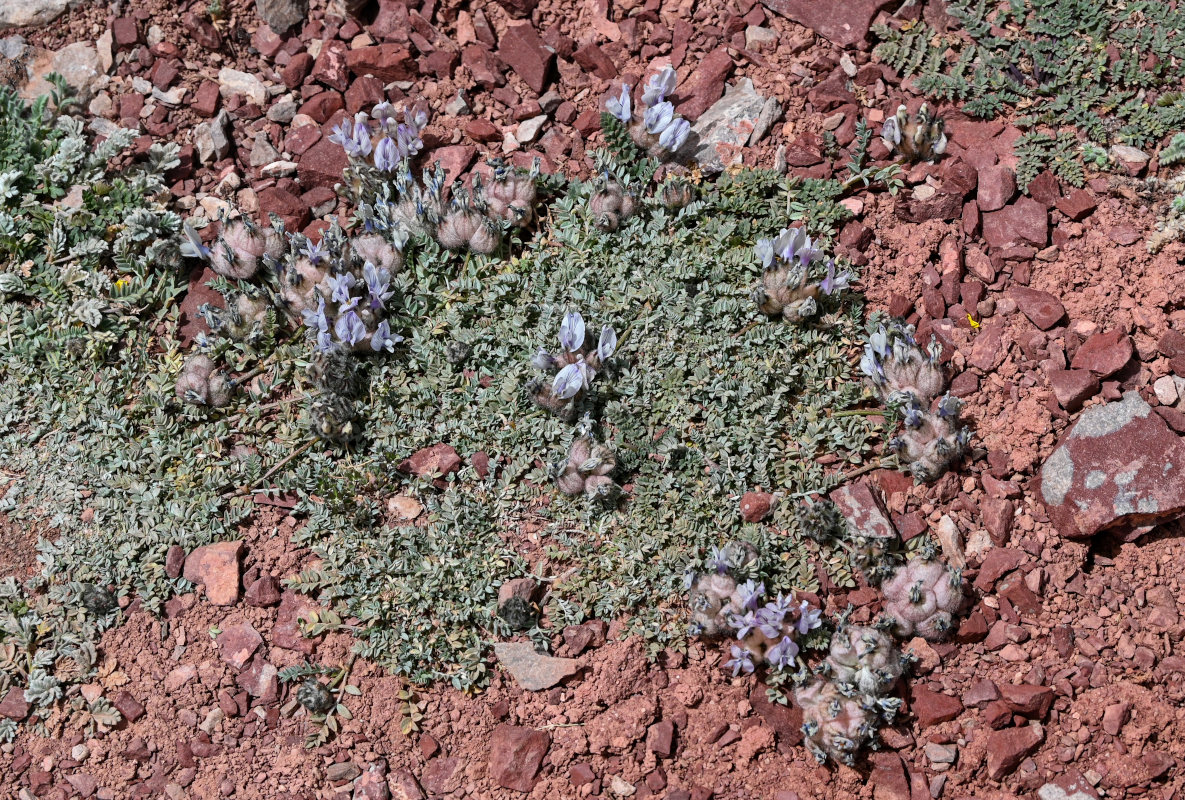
[
  {"left": 606, "top": 66, "right": 692, "bottom": 158},
  {"left": 588, "top": 175, "right": 638, "bottom": 232},
  {"left": 184, "top": 217, "right": 284, "bottom": 281},
  {"left": 175, "top": 354, "right": 231, "bottom": 408},
  {"left": 882, "top": 558, "right": 964, "bottom": 641},
  {"left": 795, "top": 677, "right": 901, "bottom": 766},
  {"left": 860, "top": 321, "right": 970, "bottom": 483},
  {"left": 685, "top": 543, "right": 822, "bottom": 676},
  {"left": 752, "top": 227, "right": 852, "bottom": 323},
  {"left": 824, "top": 624, "right": 905, "bottom": 695},
  {"left": 329, "top": 102, "right": 427, "bottom": 172},
  {"left": 527, "top": 311, "right": 617, "bottom": 422},
  {"left": 555, "top": 436, "right": 620, "bottom": 503},
  {"left": 434, "top": 184, "right": 501, "bottom": 254},
  {"left": 880, "top": 103, "right": 948, "bottom": 164},
  {"left": 481, "top": 158, "right": 540, "bottom": 228}
]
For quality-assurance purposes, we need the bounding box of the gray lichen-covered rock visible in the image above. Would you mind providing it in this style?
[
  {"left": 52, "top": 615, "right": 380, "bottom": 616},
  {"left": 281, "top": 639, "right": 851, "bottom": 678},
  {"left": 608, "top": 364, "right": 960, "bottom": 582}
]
[
  {"left": 0, "top": 0, "right": 71, "bottom": 30},
  {"left": 194, "top": 109, "right": 232, "bottom": 164},
  {"left": 683, "top": 78, "right": 781, "bottom": 173},
  {"left": 1037, "top": 391, "right": 1185, "bottom": 540},
  {"left": 256, "top": 0, "right": 308, "bottom": 33}
]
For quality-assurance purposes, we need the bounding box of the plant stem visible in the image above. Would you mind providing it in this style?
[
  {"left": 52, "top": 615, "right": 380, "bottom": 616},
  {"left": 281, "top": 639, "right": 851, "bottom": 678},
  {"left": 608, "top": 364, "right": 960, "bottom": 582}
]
[{"left": 222, "top": 438, "right": 317, "bottom": 499}]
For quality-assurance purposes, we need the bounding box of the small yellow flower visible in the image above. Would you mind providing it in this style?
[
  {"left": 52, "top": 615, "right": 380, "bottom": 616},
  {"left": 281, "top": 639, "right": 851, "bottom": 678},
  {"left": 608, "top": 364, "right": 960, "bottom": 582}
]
[{"left": 967, "top": 313, "right": 980, "bottom": 329}]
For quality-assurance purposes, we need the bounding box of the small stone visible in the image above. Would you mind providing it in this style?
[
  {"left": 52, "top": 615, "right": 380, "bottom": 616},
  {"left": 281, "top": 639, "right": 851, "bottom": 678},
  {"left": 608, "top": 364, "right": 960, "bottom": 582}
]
[
  {"left": 488, "top": 724, "right": 550, "bottom": 792},
  {"left": 1056, "top": 189, "right": 1097, "bottom": 221},
  {"left": 982, "top": 196, "right": 1049, "bottom": 249},
  {"left": 977, "top": 165, "right": 1016, "bottom": 212},
  {"left": 987, "top": 725, "right": 1043, "bottom": 780},
  {"left": 215, "top": 622, "right": 263, "bottom": 671},
  {"left": 1154, "top": 375, "right": 1179, "bottom": 406},
  {"left": 999, "top": 684, "right": 1053, "bottom": 718},
  {"left": 1046, "top": 369, "right": 1099, "bottom": 412},
  {"left": 1009, "top": 287, "right": 1065, "bottom": 330},
  {"left": 112, "top": 690, "right": 145, "bottom": 722},
  {"left": 762, "top": 0, "right": 895, "bottom": 47},
  {"left": 273, "top": 591, "right": 321, "bottom": 653},
  {"left": 398, "top": 443, "right": 462, "bottom": 479},
  {"left": 193, "top": 110, "right": 232, "bottom": 164},
  {"left": 497, "top": 24, "right": 552, "bottom": 94},
  {"left": 829, "top": 482, "right": 896, "bottom": 540},
  {"left": 494, "top": 642, "right": 580, "bottom": 691},
  {"left": 256, "top": 0, "right": 308, "bottom": 33},
  {"left": 515, "top": 114, "right": 547, "bottom": 144},
  {"left": 683, "top": 78, "right": 776, "bottom": 173},
  {"left": 217, "top": 67, "right": 267, "bottom": 106},
  {"left": 387, "top": 495, "right": 423, "bottom": 520},
  {"left": 353, "top": 766, "right": 391, "bottom": 800},
  {"left": 0, "top": 688, "right": 29, "bottom": 720},
  {"left": 674, "top": 47, "right": 734, "bottom": 120},
  {"left": 740, "top": 491, "right": 773, "bottom": 522},
  {"left": 1071, "top": 329, "right": 1133, "bottom": 377},
  {"left": 647, "top": 719, "right": 675, "bottom": 757},
  {"left": 182, "top": 540, "right": 243, "bottom": 605},
  {"left": 925, "top": 742, "right": 958, "bottom": 765},
  {"left": 910, "top": 686, "right": 963, "bottom": 728},
  {"left": 1102, "top": 701, "right": 1131, "bottom": 736},
  {"left": 327, "top": 762, "right": 361, "bottom": 783}
]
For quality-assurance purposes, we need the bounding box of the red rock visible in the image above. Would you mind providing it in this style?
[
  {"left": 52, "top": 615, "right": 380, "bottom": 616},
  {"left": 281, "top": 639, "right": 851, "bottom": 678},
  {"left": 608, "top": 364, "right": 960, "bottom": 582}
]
[
  {"left": 192, "top": 81, "right": 221, "bottom": 117},
  {"left": 488, "top": 725, "right": 550, "bottom": 792},
  {"left": 298, "top": 137, "right": 349, "bottom": 190},
  {"left": 399, "top": 443, "right": 462, "bottom": 478},
  {"left": 1159, "top": 329, "right": 1185, "bottom": 358},
  {"left": 462, "top": 44, "right": 506, "bottom": 89},
  {"left": 910, "top": 686, "right": 962, "bottom": 728},
  {"left": 216, "top": 622, "right": 263, "bottom": 671},
  {"left": 420, "top": 48, "right": 460, "bottom": 80},
  {"left": 868, "top": 751, "right": 910, "bottom": 800},
  {"left": 1071, "top": 329, "right": 1133, "bottom": 376},
  {"left": 981, "top": 498, "right": 1015, "bottom": 546},
  {"left": 184, "top": 12, "right": 222, "bottom": 50},
  {"left": 273, "top": 591, "right": 321, "bottom": 653},
  {"left": 428, "top": 145, "right": 476, "bottom": 187},
  {"left": 1056, "top": 189, "right": 1097, "bottom": 220},
  {"left": 1008, "top": 287, "right": 1065, "bottom": 330},
  {"left": 497, "top": 24, "right": 553, "bottom": 95},
  {"left": 962, "top": 679, "right": 999, "bottom": 708},
  {"left": 982, "top": 197, "right": 1049, "bottom": 249},
  {"left": 675, "top": 47, "right": 734, "bottom": 120},
  {"left": 647, "top": 719, "right": 675, "bottom": 757},
  {"left": 783, "top": 132, "right": 823, "bottom": 167},
  {"left": 346, "top": 44, "right": 417, "bottom": 83},
  {"left": 111, "top": 17, "right": 141, "bottom": 49},
  {"left": 150, "top": 59, "right": 179, "bottom": 90},
  {"left": 968, "top": 320, "right": 1008, "bottom": 371},
  {"left": 282, "top": 52, "right": 314, "bottom": 90},
  {"left": 974, "top": 548, "right": 1025, "bottom": 590},
  {"left": 497, "top": 0, "right": 538, "bottom": 16},
  {"left": 895, "top": 187, "right": 963, "bottom": 223},
  {"left": 1038, "top": 391, "right": 1185, "bottom": 538},
  {"left": 829, "top": 482, "right": 895, "bottom": 540},
  {"left": 165, "top": 544, "right": 186, "bottom": 578},
  {"left": 299, "top": 92, "right": 345, "bottom": 124},
  {"left": 999, "top": 684, "right": 1053, "bottom": 718},
  {"left": 749, "top": 685, "right": 803, "bottom": 752},
  {"left": 464, "top": 118, "right": 500, "bottom": 142},
  {"left": 1102, "top": 701, "right": 1131, "bottom": 735},
  {"left": 1158, "top": 405, "right": 1185, "bottom": 433},
  {"left": 345, "top": 75, "right": 385, "bottom": 115},
  {"left": 1046, "top": 368, "right": 1099, "bottom": 412},
  {"left": 570, "top": 764, "right": 595, "bottom": 786},
  {"left": 986, "top": 725, "right": 1043, "bottom": 779},
  {"left": 285, "top": 124, "right": 322, "bottom": 156},
  {"left": 977, "top": 165, "right": 1016, "bottom": 212},
  {"left": 1100, "top": 753, "right": 1153, "bottom": 789},
  {"left": 573, "top": 42, "right": 617, "bottom": 80},
  {"left": 1026, "top": 170, "right": 1062, "bottom": 207},
  {"left": 762, "top": 0, "right": 894, "bottom": 47},
  {"left": 182, "top": 540, "right": 244, "bottom": 606},
  {"left": 740, "top": 491, "right": 772, "bottom": 522},
  {"left": 112, "top": 691, "right": 145, "bottom": 722},
  {"left": 257, "top": 186, "right": 311, "bottom": 231},
  {"left": 0, "top": 688, "right": 30, "bottom": 720},
  {"left": 244, "top": 574, "right": 281, "bottom": 607},
  {"left": 236, "top": 656, "right": 278, "bottom": 702},
  {"left": 312, "top": 40, "right": 351, "bottom": 91}
]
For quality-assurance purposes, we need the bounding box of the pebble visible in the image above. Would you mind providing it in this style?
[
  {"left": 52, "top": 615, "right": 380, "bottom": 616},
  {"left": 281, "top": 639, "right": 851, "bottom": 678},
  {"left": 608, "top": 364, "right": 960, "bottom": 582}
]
[{"left": 1153, "top": 375, "right": 1179, "bottom": 406}]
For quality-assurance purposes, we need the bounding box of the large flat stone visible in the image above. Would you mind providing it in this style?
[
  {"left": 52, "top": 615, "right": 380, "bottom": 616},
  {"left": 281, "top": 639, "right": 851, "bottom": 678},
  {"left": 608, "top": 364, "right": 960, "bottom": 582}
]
[
  {"left": 1038, "top": 392, "right": 1185, "bottom": 539},
  {"left": 762, "top": 0, "right": 894, "bottom": 47}
]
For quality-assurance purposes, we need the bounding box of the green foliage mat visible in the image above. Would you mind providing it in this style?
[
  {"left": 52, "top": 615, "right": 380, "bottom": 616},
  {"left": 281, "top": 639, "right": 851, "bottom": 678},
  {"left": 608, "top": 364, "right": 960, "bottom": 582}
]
[
  {"left": 874, "top": 0, "right": 1185, "bottom": 187},
  {"left": 0, "top": 87, "right": 882, "bottom": 712}
]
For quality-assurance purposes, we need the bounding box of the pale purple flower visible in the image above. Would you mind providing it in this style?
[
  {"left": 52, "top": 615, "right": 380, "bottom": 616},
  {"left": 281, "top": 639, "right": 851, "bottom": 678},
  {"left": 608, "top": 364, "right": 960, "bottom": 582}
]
[
  {"left": 301, "top": 297, "right": 328, "bottom": 333},
  {"left": 597, "top": 326, "right": 617, "bottom": 361},
  {"left": 764, "top": 593, "right": 796, "bottom": 619},
  {"left": 754, "top": 238, "right": 775, "bottom": 269},
  {"left": 644, "top": 101, "right": 675, "bottom": 135},
  {"left": 657, "top": 117, "right": 690, "bottom": 152},
  {"left": 736, "top": 580, "right": 765, "bottom": 610},
  {"left": 371, "top": 320, "right": 404, "bottom": 352},
  {"left": 405, "top": 106, "right": 429, "bottom": 134},
  {"left": 725, "top": 645, "right": 755, "bottom": 677},
  {"left": 756, "top": 607, "right": 785, "bottom": 639},
  {"left": 642, "top": 66, "right": 678, "bottom": 107},
  {"left": 531, "top": 348, "right": 557, "bottom": 370},
  {"left": 558, "top": 311, "right": 585, "bottom": 353},
  {"left": 795, "top": 601, "right": 823, "bottom": 635},
  {"left": 301, "top": 238, "right": 327, "bottom": 265},
  {"left": 606, "top": 84, "right": 632, "bottom": 123},
  {"left": 708, "top": 546, "right": 729, "bottom": 574},
  {"left": 330, "top": 115, "right": 373, "bottom": 158},
  {"left": 730, "top": 609, "right": 760, "bottom": 639},
  {"left": 335, "top": 310, "right": 367, "bottom": 347},
  {"left": 767, "top": 636, "right": 800, "bottom": 669},
  {"left": 552, "top": 363, "right": 585, "bottom": 399},
  {"left": 396, "top": 124, "right": 423, "bottom": 158},
  {"left": 364, "top": 261, "right": 393, "bottom": 310},
  {"left": 374, "top": 136, "right": 401, "bottom": 172},
  {"left": 326, "top": 272, "right": 357, "bottom": 305},
  {"left": 181, "top": 222, "right": 211, "bottom": 260},
  {"left": 819, "top": 259, "right": 852, "bottom": 296},
  {"left": 372, "top": 101, "right": 398, "bottom": 132}
]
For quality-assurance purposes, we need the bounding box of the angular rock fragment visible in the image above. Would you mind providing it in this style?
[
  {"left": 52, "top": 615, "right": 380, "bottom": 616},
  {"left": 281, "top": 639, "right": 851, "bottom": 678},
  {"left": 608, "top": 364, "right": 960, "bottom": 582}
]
[{"left": 1038, "top": 392, "right": 1185, "bottom": 539}]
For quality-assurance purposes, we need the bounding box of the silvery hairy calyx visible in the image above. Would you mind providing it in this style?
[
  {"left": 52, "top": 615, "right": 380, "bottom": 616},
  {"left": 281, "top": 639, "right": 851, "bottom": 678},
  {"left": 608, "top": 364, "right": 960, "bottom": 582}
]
[{"left": 752, "top": 226, "right": 852, "bottom": 323}]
